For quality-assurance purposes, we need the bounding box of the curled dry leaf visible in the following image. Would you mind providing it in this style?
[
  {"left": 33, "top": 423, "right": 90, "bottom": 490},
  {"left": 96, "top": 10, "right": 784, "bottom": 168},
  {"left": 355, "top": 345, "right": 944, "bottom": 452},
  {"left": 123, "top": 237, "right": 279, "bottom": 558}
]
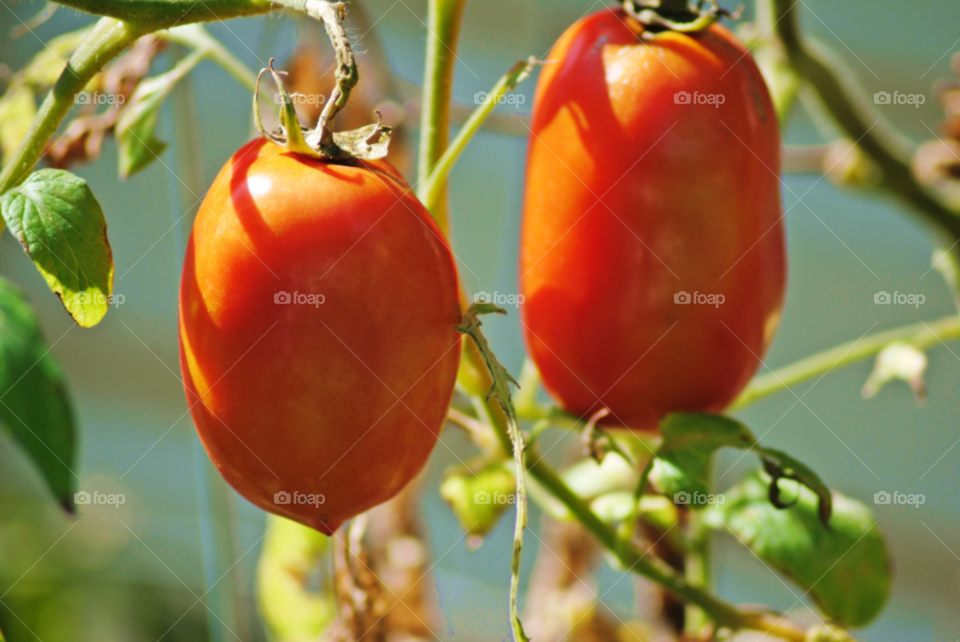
[{"left": 45, "top": 36, "right": 165, "bottom": 169}]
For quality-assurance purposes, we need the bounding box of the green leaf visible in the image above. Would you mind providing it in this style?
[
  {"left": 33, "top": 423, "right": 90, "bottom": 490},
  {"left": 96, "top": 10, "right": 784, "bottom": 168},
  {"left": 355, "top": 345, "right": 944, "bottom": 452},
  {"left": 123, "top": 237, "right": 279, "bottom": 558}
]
[
  {"left": 0, "top": 277, "right": 76, "bottom": 511},
  {"left": 646, "top": 413, "right": 832, "bottom": 524},
  {"left": 704, "top": 471, "right": 890, "bottom": 627},
  {"left": 440, "top": 461, "right": 516, "bottom": 548},
  {"left": 649, "top": 413, "right": 757, "bottom": 501},
  {"left": 0, "top": 169, "right": 114, "bottom": 327},
  {"left": 116, "top": 48, "right": 205, "bottom": 178},
  {"left": 455, "top": 303, "right": 530, "bottom": 642},
  {"left": 0, "top": 85, "right": 37, "bottom": 166}
]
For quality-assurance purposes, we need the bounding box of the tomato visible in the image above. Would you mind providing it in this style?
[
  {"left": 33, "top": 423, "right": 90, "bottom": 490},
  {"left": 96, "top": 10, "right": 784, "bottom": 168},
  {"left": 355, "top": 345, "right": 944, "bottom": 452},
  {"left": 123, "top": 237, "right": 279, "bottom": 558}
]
[
  {"left": 179, "top": 138, "right": 461, "bottom": 534},
  {"left": 519, "top": 8, "right": 786, "bottom": 430}
]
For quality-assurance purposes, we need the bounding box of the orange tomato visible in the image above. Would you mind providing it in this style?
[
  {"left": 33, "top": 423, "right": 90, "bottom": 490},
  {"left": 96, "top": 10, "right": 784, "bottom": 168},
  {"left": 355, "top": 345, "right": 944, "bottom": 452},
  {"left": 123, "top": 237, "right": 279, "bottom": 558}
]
[
  {"left": 180, "top": 138, "right": 461, "bottom": 534},
  {"left": 520, "top": 9, "right": 786, "bottom": 430}
]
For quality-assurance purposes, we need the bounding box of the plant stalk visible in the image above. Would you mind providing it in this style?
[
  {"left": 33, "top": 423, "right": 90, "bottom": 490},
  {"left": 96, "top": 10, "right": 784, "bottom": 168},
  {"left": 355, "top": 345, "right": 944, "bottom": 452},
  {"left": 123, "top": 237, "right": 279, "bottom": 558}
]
[
  {"left": 730, "top": 313, "right": 960, "bottom": 410},
  {"left": 416, "top": 0, "right": 469, "bottom": 237},
  {"left": 683, "top": 472, "right": 711, "bottom": 636},
  {"left": 472, "top": 374, "right": 801, "bottom": 639},
  {"left": 523, "top": 452, "right": 803, "bottom": 640},
  {"left": 770, "top": 0, "right": 960, "bottom": 246},
  {"left": 421, "top": 58, "right": 537, "bottom": 215},
  {"left": 520, "top": 314, "right": 960, "bottom": 422},
  {"left": 28, "top": 0, "right": 274, "bottom": 26},
  {"left": 298, "top": 0, "right": 357, "bottom": 147},
  {"left": 0, "top": 0, "right": 356, "bottom": 204}
]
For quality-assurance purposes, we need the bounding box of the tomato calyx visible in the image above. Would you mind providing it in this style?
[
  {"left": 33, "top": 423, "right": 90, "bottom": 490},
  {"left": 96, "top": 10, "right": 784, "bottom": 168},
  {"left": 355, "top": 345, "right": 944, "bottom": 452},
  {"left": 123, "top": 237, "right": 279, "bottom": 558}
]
[
  {"left": 623, "top": 0, "right": 742, "bottom": 36},
  {"left": 252, "top": 1, "right": 391, "bottom": 162},
  {"left": 253, "top": 60, "right": 391, "bottom": 161}
]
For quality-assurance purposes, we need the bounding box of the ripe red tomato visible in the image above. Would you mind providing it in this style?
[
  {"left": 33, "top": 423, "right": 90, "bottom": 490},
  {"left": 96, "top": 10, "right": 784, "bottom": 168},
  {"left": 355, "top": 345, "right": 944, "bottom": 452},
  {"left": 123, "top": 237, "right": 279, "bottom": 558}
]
[
  {"left": 520, "top": 8, "right": 786, "bottom": 430},
  {"left": 180, "top": 138, "right": 461, "bottom": 534}
]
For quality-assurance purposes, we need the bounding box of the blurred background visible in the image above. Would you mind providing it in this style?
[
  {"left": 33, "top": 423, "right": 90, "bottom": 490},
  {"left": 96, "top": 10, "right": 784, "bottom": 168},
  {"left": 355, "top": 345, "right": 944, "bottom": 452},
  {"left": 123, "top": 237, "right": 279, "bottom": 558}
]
[{"left": 1, "top": 0, "right": 959, "bottom": 640}]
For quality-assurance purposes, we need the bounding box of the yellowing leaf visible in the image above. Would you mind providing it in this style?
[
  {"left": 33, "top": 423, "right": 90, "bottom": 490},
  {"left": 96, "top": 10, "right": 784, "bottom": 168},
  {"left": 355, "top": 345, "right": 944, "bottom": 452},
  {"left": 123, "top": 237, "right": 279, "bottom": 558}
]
[
  {"left": 0, "top": 170, "right": 113, "bottom": 327},
  {"left": 0, "top": 85, "right": 37, "bottom": 166}
]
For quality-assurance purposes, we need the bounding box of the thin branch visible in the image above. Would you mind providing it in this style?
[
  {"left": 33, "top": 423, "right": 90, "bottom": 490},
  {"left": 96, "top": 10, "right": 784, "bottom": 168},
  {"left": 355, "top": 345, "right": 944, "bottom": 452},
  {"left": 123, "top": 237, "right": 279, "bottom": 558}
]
[
  {"left": 730, "top": 314, "right": 960, "bottom": 410},
  {"left": 771, "top": 0, "right": 960, "bottom": 245}
]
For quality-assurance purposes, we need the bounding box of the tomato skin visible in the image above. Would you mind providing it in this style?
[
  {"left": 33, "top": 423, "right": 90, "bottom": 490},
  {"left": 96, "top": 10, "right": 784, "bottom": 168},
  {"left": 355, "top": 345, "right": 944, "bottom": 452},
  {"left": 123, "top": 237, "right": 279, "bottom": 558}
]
[
  {"left": 520, "top": 9, "right": 786, "bottom": 430},
  {"left": 179, "top": 138, "right": 461, "bottom": 534}
]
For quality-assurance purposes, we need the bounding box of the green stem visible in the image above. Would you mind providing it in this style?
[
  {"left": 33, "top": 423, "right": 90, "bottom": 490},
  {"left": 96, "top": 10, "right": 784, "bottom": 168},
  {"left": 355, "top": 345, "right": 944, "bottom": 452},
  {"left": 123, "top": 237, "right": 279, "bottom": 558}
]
[
  {"left": 416, "top": 0, "right": 469, "bottom": 237},
  {"left": 683, "top": 469, "right": 711, "bottom": 636},
  {"left": 0, "top": 0, "right": 355, "bottom": 203},
  {"left": 469, "top": 373, "right": 798, "bottom": 639},
  {"left": 0, "top": 17, "right": 147, "bottom": 196},
  {"left": 34, "top": 0, "right": 274, "bottom": 26},
  {"left": 520, "top": 314, "right": 960, "bottom": 422},
  {"left": 421, "top": 57, "right": 537, "bottom": 215},
  {"left": 163, "top": 25, "right": 258, "bottom": 92},
  {"left": 748, "top": 0, "right": 801, "bottom": 126},
  {"left": 730, "top": 314, "right": 960, "bottom": 411},
  {"left": 525, "top": 455, "right": 804, "bottom": 640},
  {"left": 771, "top": 0, "right": 960, "bottom": 245},
  {"left": 617, "top": 457, "right": 653, "bottom": 547}
]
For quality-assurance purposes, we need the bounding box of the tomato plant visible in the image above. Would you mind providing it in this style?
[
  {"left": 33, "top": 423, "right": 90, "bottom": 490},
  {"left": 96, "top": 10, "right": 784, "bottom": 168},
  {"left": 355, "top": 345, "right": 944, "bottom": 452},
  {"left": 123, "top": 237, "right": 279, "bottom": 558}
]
[
  {"left": 1, "top": 0, "right": 960, "bottom": 641},
  {"left": 520, "top": 7, "right": 786, "bottom": 429}
]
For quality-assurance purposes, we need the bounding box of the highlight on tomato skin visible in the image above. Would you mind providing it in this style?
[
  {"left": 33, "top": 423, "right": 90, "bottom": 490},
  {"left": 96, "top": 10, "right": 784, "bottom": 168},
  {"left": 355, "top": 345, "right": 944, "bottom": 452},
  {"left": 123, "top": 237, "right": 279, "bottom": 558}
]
[
  {"left": 179, "top": 138, "right": 463, "bottom": 535},
  {"left": 519, "top": 7, "right": 787, "bottom": 431}
]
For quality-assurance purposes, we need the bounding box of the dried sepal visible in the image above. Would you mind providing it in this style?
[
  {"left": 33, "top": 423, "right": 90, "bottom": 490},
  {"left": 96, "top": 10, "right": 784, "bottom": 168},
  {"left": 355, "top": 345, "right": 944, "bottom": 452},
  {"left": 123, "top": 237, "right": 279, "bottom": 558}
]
[{"left": 254, "top": 60, "right": 391, "bottom": 161}]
